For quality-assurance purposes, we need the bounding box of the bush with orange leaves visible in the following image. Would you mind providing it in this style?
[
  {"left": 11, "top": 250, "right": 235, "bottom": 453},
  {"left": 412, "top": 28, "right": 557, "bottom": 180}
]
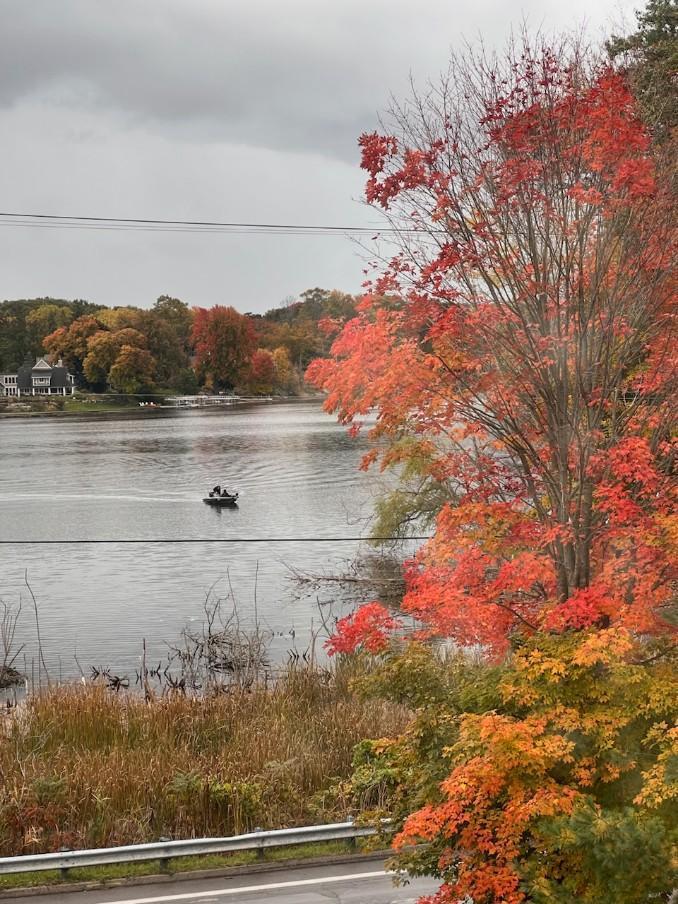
[{"left": 338, "top": 631, "right": 676, "bottom": 903}]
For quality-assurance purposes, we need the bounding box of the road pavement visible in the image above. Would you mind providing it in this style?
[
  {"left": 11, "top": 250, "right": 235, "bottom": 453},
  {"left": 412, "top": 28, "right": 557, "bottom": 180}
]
[{"left": 9, "top": 859, "right": 440, "bottom": 904}]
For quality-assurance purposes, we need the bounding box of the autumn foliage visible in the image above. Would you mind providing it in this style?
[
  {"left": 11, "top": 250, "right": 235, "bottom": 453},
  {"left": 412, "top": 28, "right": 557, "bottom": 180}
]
[
  {"left": 42, "top": 299, "right": 196, "bottom": 393},
  {"left": 13, "top": 288, "right": 356, "bottom": 397},
  {"left": 308, "top": 35, "right": 676, "bottom": 903},
  {"left": 386, "top": 631, "right": 677, "bottom": 903},
  {"left": 308, "top": 49, "right": 675, "bottom": 652},
  {"left": 191, "top": 305, "right": 256, "bottom": 390}
]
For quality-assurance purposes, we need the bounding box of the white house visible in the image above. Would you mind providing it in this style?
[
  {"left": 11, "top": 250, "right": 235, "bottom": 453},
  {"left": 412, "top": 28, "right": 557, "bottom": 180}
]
[{"left": 0, "top": 356, "right": 75, "bottom": 397}]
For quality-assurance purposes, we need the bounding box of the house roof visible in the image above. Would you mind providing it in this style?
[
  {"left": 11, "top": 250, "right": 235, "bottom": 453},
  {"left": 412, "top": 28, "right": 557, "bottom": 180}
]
[{"left": 14, "top": 356, "right": 74, "bottom": 390}]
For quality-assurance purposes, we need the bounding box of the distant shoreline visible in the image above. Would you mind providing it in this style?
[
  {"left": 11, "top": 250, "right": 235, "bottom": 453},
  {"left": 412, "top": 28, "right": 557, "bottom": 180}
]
[{"left": 0, "top": 395, "right": 324, "bottom": 420}]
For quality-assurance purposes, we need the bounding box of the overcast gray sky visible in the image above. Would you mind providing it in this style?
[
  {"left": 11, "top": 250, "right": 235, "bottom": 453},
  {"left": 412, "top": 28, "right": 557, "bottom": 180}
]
[{"left": 0, "top": 0, "right": 636, "bottom": 313}]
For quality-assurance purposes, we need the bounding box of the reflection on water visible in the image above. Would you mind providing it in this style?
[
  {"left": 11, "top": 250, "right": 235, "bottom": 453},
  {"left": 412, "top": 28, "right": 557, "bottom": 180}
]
[{"left": 0, "top": 401, "right": 386, "bottom": 677}]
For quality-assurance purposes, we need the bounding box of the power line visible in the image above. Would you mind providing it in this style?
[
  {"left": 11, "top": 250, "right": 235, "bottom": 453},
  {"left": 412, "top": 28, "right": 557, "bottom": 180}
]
[
  {"left": 0, "top": 221, "right": 360, "bottom": 236},
  {"left": 0, "top": 536, "right": 431, "bottom": 545},
  {"left": 0, "top": 211, "right": 429, "bottom": 237},
  {"left": 0, "top": 211, "right": 377, "bottom": 231}
]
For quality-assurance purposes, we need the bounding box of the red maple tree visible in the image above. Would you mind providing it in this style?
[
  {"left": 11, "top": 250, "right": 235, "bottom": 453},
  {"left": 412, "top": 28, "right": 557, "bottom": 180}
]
[
  {"left": 191, "top": 305, "right": 256, "bottom": 390},
  {"left": 308, "top": 38, "right": 676, "bottom": 901},
  {"left": 308, "top": 40, "right": 676, "bottom": 657}
]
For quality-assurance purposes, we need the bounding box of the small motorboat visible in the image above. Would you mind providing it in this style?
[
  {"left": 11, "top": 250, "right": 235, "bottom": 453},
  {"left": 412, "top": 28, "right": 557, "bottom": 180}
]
[{"left": 203, "top": 490, "right": 239, "bottom": 507}]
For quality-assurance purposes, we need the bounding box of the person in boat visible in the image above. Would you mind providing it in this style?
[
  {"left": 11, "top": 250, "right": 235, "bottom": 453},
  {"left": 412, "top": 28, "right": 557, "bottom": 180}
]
[
  {"left": 211, "top": 484, "right": 221, "bottom": 497},
  {"left": 221, "top": 487, "right": 232, "bottom": 498}
]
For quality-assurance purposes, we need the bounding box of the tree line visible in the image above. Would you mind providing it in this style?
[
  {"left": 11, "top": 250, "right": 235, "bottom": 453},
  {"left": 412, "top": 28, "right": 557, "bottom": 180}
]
[{"left": 0, "top": 288, "right": 356, "bottom": 395}]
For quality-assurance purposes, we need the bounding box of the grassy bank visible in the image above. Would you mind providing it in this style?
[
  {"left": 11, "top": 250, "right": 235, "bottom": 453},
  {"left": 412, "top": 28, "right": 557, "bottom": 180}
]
[
  {"left": 62, "top": 397, "right": 142, "bottom": 413},
  {"left": 0, "top": 395, "right": 323, "bottom": 418},
  {"left": 0, "top": 663, "right": 406, "bottom": 857},
  {"left": 0, "top": 397, "right": 142, "bottom": 417}
]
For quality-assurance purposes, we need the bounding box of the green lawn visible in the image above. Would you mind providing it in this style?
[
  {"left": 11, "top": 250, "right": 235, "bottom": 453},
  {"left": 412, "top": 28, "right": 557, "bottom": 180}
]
[{"left": 63, "top": 398, "right": 140, "bottom": 413}]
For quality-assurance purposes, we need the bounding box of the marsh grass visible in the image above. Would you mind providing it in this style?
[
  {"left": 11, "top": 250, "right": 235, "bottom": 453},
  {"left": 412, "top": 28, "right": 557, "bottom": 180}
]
[{"left": 0, "top": 661, "right": 407, "bottom": 856}]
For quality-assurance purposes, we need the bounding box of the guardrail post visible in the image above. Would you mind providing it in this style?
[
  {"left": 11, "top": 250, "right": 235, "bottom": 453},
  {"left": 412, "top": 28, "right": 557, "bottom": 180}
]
[
  {"left": 158, "top": 837, "right": 171, "bottom": 873},
  {"left": 58, "top": 848, "right": 71, "bottom": 880},
  {"left": 346, "top": 817, "right": 357, "bottom": 851},
  {"left": 253, "top": 827, "right": 265, "bottom": 861}
]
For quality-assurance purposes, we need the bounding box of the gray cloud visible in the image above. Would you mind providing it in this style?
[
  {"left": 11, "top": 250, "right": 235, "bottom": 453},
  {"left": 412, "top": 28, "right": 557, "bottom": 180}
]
[
  {"left": 0, "top": 0, "right": 636, "bottom": 162},
  {"left": 0, "top": 0, "right": 431, "bottom": 161},
  {"left": 0, "top": 0, "right": 636, "bottom": 311}
]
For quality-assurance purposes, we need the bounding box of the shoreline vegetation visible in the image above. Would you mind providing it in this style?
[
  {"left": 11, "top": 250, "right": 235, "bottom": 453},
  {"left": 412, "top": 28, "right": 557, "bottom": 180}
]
[
  {"left": 0, "top": 661, "right": 407, "bottom": 858},
  {"left": 0, "top": 392, "right": 324, "bottom": 419},
  {"left": 0, "top": 559, "right": 407, "bottom": 695},
  {"left": 0, "top": 574, "right": 410, "bottom": 859}
]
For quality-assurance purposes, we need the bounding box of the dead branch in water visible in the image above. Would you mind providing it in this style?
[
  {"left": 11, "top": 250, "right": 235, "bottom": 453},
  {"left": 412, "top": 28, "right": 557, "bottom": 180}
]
[
  {"left": 24, "top": 572, "right": 50, "bottom": 688},
  {"left": 286, "top": 552, "right": 407, "bottom": 608}
]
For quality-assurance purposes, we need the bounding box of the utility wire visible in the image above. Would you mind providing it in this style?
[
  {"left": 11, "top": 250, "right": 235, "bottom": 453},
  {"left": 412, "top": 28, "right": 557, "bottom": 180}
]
[
  {"left": 0, "top": 211, "right": 433, "bottom": 237},
  {"left": 0, "top": 221, "right": 363, "bottom": 236},
  {"left": 0, "top": 536, "right": 431, "bottom": 545},
  {"left": 0, "top": 211, "right": 379, "bottom": 231}
]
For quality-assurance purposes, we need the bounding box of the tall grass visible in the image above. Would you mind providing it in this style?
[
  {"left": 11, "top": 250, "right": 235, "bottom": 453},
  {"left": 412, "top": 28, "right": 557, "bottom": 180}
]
[{"left": 0, "top": 662, "right": 407, "bottom": 855}]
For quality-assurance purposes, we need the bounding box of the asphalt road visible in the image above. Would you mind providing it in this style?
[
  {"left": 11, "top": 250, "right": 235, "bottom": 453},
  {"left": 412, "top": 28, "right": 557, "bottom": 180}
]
[{"left": 12, "top": 860, "right": 440, "bottom": 904}]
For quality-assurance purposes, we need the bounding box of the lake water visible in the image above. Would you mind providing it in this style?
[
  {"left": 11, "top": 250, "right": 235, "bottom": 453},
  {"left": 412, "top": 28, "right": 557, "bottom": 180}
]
[{"left": 0, "top": 401, "right": 389, "bottom": 681}]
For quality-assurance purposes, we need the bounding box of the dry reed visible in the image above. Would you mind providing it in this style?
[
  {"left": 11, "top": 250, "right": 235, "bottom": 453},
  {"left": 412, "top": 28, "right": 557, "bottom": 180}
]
[{"left": 0, "top": 662, "right": 407, "bottom": 855}]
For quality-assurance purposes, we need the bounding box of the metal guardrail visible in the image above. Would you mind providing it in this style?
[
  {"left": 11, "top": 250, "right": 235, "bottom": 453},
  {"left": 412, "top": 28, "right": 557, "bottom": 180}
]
[{"left": 0, "top": 821, "right": 379, "bottom": 875}]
